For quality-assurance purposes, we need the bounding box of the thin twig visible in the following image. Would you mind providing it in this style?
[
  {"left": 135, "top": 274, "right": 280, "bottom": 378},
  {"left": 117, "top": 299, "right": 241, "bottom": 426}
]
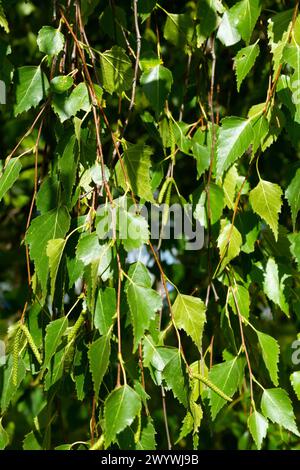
[
  {"left": 161, "top": 385, "right": 172, "bottom": 450},
  {"left": 205, "top": 35, "right": 216, "bottom": 302},
  {"left": 263, "top": 0, "right": 299, "bottom": 113},
  {"left": 112, "top": 0, "right": 142, "bottom": 158},
  {"left": 25, "top": 119, "right": 44, "bottom": 285},
  {"left": 227, "top": 269, "right": 254, "bottom": 409},
  {"left": 5, "top": 103, "right": 48, "bottom": 167}
]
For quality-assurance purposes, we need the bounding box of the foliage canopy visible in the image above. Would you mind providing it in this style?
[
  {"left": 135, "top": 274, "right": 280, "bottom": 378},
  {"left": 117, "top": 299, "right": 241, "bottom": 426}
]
[{"left": 1, "top": 0, "right": 300, "bottom": 451}]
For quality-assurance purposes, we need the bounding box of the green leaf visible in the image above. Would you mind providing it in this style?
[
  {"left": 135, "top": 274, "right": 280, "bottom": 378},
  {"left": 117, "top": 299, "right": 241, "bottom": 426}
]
[
  {"left": 26, "top": 207, "right": 71, "bottom": 296},
  {"left": 234, "top": 41, "right": 260, "bottom": 91},
  {"left": 118, "top": 203, "right": 149, "bottom": 251},
  {"left": 138, "top": 0, "right": 157, "bottom": 20},
  {"left": 208, "top": 356, "right": 245, "bottom": 419},
  {"left": 36, "top": 176, "right": 60, "bottom": 214},
  {"left": 263, "top": 258, "right": 289, "bottom": 316},
  {"left": 289, "top": 232, "right": 300, "bottom": 268},
  {"left": 94, "top": 287, "right": 116, "bottom": 335},
  {"left": 57, "top": 133, "right": 77, "bottom": 204},
  {"left": 171, "top": 120, "right": 191, "bottom": 154},
  {"left": 22, "top": 431, "right": 42, "bottom": 450},
  {"left": 229, "top": 0, "right": 261, "bottom": 44},
  {"left": 73, "top": 342, "right": 90, "bottom": 401},
  {"left": 46, "top": 239, "right": 66, "bottom": 301},
  {"left": 248, "top": 105, "right": 269, "bottom": 154},
  {"left": 0, "top": 356, "right": 26, "bottom": 412},
  {"left": 115, "top": 143, "right": 154, "bottom": 202},
  {"left": 285, "top": 168, "right": 300, "bottom": 230},
  {"left": 190, "top": 401, "right": 203, "bottom": 436},
  {"left": 247, "top": 411, "right": 268, "bottom": 450},
  {"left": 176, "top": 412, "right": 193, "bottom": 443},
  {"left": 43, "top": 317, "right": 68, "bottom": 370},
  {"left": 163, "top": 12, "right": 194, "bottom": 47},
  {"left": 44, "top": 347, "right": 65, "bottom": 391},
  {"left": 282, "top": 43, "right": 300, "bottom": 123},
  {"left": 0, "top": 158, "right": 22, "bottom": 202},
  {"left": 51, "top": 82, "right": 90, "bottom": 122},
  {"left": 88, "top": 333, "right": 111, "bottom": 398},
  {"left": 261, "top": 388, "right": 299, "bottom": 436},
  {"left": 216, "top": 117, "right": 254, "bottom": 178},
  {"left": 172, "top": 293, "right": 206, "bottom": 352},
  {"left": 290, "top": 371, "right": 300, "bottom": 400},
  {"left": 221, "top": 165, "right": 238, "bottom": 209},
  {"left": 76, "top": 233, "right": 113, "bottom": 282},
  {"left": 217, "top": 11, "right": 241, "bottom": 47},
  {"left": 236, "top": 211, "right": 260, "bottom": 254},
  {"left": 0, "top": 418, "right": 9, "bottom": 449},
  {"left": 162, "top": 352, "right": 188, "bottom": 407},
  {"left": 99, "top": 46, "right": 133, "bottom": 94},
  {"left": 140, "top": 65, "right": 173, "bottom": 115},
  {"left": 37, "top": 26, "right": 65, "bottom": 56},
  {"left": 257, "top": 331, "right": 280, "bottom": 386},
  {"left": 194, "top": 183, "right": 224, "bottom": 228},
  {"left": 0, "top": 2, "right": 9, "bottom": 32},
  {"left": 104, "top": 385, "right": 142, "bottom": 446},
  {"left": 196, "top": 0, "right": 219, "bottom": 45},
  {"left": 127, "top": 260, "right": 153, "bottom": 287},
  {"left": 125, "top": 262, "right": 162, "bottom": 352},
  {"left": 217, "top": 219, "right": 242, "bottom": 271},
  {"left": 228, "top": 283, "right": 250, "bottom": 320},
  {"left": 191, "top": 141, "right": 210, "bottom": 179},
  {"left": 14, "top": 66, "right": 49, "bottom": 116},
  {"left": 50, "top": 75, "right": 74, "bottom": 94},
  {"left": 136, "top": 417, "right": 156, "bottom": 450},
  {"left": 249, "top": 179, "right": 282, "bottom": 240}
]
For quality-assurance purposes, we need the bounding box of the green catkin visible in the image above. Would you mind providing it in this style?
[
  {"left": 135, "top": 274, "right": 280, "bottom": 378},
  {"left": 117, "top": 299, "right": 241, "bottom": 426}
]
[
  {"left": 158, "top": 179, "right": 173, "bottom": 250},
  {"left": 67, "top": 310, "right": 87, "bottom": 344},
  {"left": 12, "top": 327, "right": 21, "bottom": 386},
  {"left": 158, "top": 176, "right": 172, "bottom": 205},
  {"left": 169, "top": 119, "right": 176, "bottom": 156},
  {"left": 134, "top": 413, "right": 141, "bottom": 444},
  {"left": 20, "top": 323, "right": 42, "bottom": 365},
  {"left": 162, "top": 179, "right": 172, "bottom": 227},
  {"left": 192, "top": 373, "right": 233, "bottom": 403}
]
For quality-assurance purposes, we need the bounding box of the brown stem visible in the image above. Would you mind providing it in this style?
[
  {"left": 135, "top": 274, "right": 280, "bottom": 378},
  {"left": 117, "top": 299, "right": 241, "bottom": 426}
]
[
  {"left": 25, "top": 119, "right": 44, "bottom": 286},
  {"left": 5, "top": 102, "right": 47, "bottom": 167},
  {"left": 161, "top": 385, "right": 172, "bottom": 450},
  {"left": 263, "top": 0, "right": 299, "bottom": 113},
  {"left": 205, "top": 35, "right": 216, "bottom": 302}
]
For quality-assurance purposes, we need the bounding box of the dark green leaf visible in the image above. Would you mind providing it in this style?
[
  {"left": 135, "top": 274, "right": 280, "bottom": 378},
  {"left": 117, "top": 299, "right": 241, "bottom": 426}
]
[
  {"left": 115, "top": 144, "right": 154, "bottom": 202},
  {"left": 208, "top": 356, "right": 245, "bottom": 419},
  {"left": 99, "top": 46, "right": 133, "bottom": 94},
  {"left": 43, "top": 317, "right": 68, "bottom": 370},
  {"left": 88, "top": 333, "right": 111, "bottom": 398},
  {"left": 14, "top": 66, "right": 49, "bottom": 116},
  {"left": 257, "top": 331, "right": 280, "bottom": 386},
  {"left": 140, "top": 65, "right": 173, "bottom": 115},
  {"left": 94, "top": 287, "right": 116, "bottom": 335},
  {"left": 104, "top": 385, "right": 142, "bottom": 446},
  {"left": 162, "top": 352, "right": 188, "bottom": 407},
  {"left": 0, "top": 158, "right": 22, "bottom": 202},
  {"left": 26, "top": 207, "right": 71, "bottom": 296},
  {"left": 37, "top": 26, "right": 65, "bottom": 55}
]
